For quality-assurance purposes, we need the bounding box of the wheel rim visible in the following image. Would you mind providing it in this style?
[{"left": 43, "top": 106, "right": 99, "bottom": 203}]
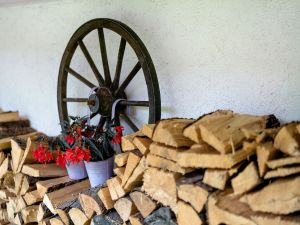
[{"left": 57, "top": 18, "right": 161, "bottom": 132}]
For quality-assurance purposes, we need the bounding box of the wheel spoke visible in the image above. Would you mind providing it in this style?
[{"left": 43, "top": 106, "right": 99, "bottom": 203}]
[
  {"left": 119, "top": 100, "right": 149, "bottom": 107},
  {"left": 98, "top": 28, "right": 111, "bottom": 86},
  {"left": 65, "top": 67, "right": 97, "bottom": 89},
  {"left": 120, "top": 113, "right": 138, "bottom": 132},
  {"left": 112, "top": 38, "right": 126, "bottom": 90},
  {"left": 78, "top": 39, "right": 105, "bottom": 86},
  {"left": 63, "top": 98, "right": 89, "bottom": 102},
  {"left": 115, "top": 62, "right": 141, "bottom": 96}
]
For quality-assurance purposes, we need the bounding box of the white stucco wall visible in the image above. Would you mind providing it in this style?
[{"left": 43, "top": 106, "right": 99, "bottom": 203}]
[{"left": 0, "top": 0, "right": 299, "bottom": 135}]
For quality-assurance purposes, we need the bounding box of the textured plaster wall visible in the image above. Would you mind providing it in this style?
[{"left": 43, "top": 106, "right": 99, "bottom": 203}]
[{"left": 0, "top": 0, "right": 299, "bottom": 135}]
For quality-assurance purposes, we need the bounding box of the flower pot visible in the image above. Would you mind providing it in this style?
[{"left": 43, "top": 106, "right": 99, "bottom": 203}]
[
  {"left": 84, "top": 156, "right": 114, "bottom": 187},
  {"left": 66, "top": 161, "right": 88, "bottom": 180}
]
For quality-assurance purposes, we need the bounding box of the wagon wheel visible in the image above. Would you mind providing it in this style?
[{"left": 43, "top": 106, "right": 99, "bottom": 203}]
[{"left": 57, "top": 18, "right": 161, "bottom": 132}]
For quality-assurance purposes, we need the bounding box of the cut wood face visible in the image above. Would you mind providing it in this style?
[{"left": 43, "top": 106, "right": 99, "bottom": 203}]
[{"left": 129, "top": 191, "right": 157, "bottom": 218}]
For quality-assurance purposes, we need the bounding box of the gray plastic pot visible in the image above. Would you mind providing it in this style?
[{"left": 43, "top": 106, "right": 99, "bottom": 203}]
[
  {"left": 84, "top": 156, "right": 114, "bottom": 187},
  {"left": 66, "top": 161, "right": 88, "bottom": 180}
]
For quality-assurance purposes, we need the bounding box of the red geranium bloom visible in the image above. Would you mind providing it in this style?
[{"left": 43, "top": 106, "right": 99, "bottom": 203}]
[
  {"left": 111, "top": 135, "right": 121, "bottom": 144},
  {"left": 65, "top": 135, "right": 75, "bottom": 145},
  {"left": 33, "top": 144, "right": 54, "bottom": 164},
  {"left": 83, "top": 148, "right": 91, "bottom": 162}
]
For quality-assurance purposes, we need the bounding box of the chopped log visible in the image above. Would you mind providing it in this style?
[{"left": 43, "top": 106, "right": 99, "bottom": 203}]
[
  {"left": 0, "top": 119, "right": 30, "bottom": 128},
  {"left": 97, "top": 187, "right": 115, "bottom": 210},
  {"left": 11, "top": 139, "right": 25, "bottom": 173},
  {"left": 56, "top": 209, "right": 70, "bottom": 225},
  {"left": 50, "top": 218, "right": 65, "bottom": 225},
  {"left": 129, "top": 213, "right": 143, "bottom": 225},
  {"left": 113, "top": 167, "right": 125, "bottom": 179},
  {"left": 149, "top": 142, "right": 188, "bottom": 162},
  {"left": 121, "top": 131, "right": 142, "bottom": 151},
  {"left": 177, "top": 183, "right": 208, "bottom": 213},
  {"left": 264, "top": 166, "right": 300, "bottom": 179},
  {"left": 0, "top": 152, "right": 5, "bottom": 166},
  {"left": 146, "top": 154, "right": 192, "bottom": 174},
  {"left": 274, "top": 123, "right": 300, "bottom": 156},
  {"left": 255, "top": 128, "right": 279, "bottom": 143},
  {"left": 141, "top": 124, "right": 155, "bottom": 139},
  {"left": 21, "top": 205, "right": 39, "bottom": 224},
  {"left": 0, "top": 189, "right": 15, "bottom": 201},
  {"left": 0, "top": 111, "right": 19, "bottom": 123},
  {"left": 3, "top": 172, "right": 14, "bottom": 193},
  {"left": 129, "top": 191, "right": 157, "bottom": 218},
  {"left": 79, "top": 193, "right": 104, "bottom": 219},
  {"left": 133, "top": 136, "right": 152, "bottom": 155},
  {"left": 203, "top": 169, "right": 229, "bottom": 190},
  {"left": 43, "top": 179, "right": 90, "bottom": 214},
  {"left": 17, "top": 137, "right": 38, "bottom": 173},
  {"left": 142, "top": 168, "right": 180, "bottom": 213},
  {"left": 107, "top": 176, "right": 126, "bottom": 201},
  {"left": 37, "top": 203, "right": 51, "bottom": 222},
  {"left": 19, "top": 175, "right": 32, "bottom": 196},
  {"left": 36, "top": 176, "right": 75, "bottom": 196},
  {"left": 14, "top": 212, "right": 24, "bottom": 225},
  {"left": 0, "top": 158, "right": 8, "bottom": 179},
  {"left": 0, "top": 132, "right": 40, "bottom": 150},
  {"left": 8, "top": 196, "right": 26, "bottom": 213},
  {"left": 123, "top": 157, "right": 146, "bottom": 192},
  {"left": 69, "top": 208, "right": 91, "bottom": 225},
  {"left": 267, "top": 156, "right": 300, "bottom": 169},
  {"left": 0, "top": 209, "right": 8, "bottom": 223},
  {"left": 231, "top": 161, "right": 261, "bottom": 195},
  {"left": 121, "top": 153, "right": 141, "bottom": 186},
  {"left": 114, "top": 152, "right": 130, "bottom": 167},
  {"left": 114, "top": 197, "right": 137, "bottom": 222},
  {"left": 177, "top": 141, "right": 257, "bottom": 169},
  {"left": 152, "top": 118, "right": 195, "bottom": 147},
  {"left": 6, "top": 200, "right": 14, "bottom": 223},
  {"left": 256, "top": 142, "right": 278, "bottom": 177},
  {"left": 240, "top": 176, "right": 300, "bottom": 214},
  {"left": 177, "top": 200, "right": 202, "bottom": 225},
  {"left": 13, "top": 173, "right": 24, "bottom": 195},
  {"left": 22, "top": 164, "right": 67, "bottom": 178},
  {"left": 183, "top": 110, "right": 233, "bottom": 143},
  {"left": 23, "top": 190, "right": 43, "bottom": 205}
]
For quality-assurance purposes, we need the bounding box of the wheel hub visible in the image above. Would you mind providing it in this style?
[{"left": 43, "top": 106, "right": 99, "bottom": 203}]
[{"left": 88, "top": 87, "right": 114, "bottom": 116}]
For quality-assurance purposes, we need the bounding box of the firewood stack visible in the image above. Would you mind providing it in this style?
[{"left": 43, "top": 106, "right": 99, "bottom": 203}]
[{"left": 104, "top": 110, "right": 300, "bottom": 225}]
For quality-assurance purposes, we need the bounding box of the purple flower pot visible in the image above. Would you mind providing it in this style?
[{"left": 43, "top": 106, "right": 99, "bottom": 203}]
[
  {"left": 66, "top": 161, "right": 88, "bottom": 180},
  {"left": 84, "top": 156, "right": 114, "bottom": 187}
]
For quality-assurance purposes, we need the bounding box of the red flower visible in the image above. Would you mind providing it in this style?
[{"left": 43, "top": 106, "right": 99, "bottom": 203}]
[
  {"left": 33, "top": 144, "right": 54, "bottom": 164},
  {"left": 83, "top": 149, "right": 91, "bottom": 162},
  {"left": 115, "top": 126, "right": 124, "bottom": 133},
  {"left": 76, "top": 128, "right": 82, "bottom": 136},
  {"left": 111, "top": 135, "right": 121, "bottom": 144},
  {"left": 56, "top": 150, "right": 66, "bottom": 168},
  {"left": 65, "top": 135, "right": 75, "bottom": 145}
]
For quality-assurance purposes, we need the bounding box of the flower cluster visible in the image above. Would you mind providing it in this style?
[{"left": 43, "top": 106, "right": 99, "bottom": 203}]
[{"left": 33, "top": 144, "right": 54, "bottom": 164}]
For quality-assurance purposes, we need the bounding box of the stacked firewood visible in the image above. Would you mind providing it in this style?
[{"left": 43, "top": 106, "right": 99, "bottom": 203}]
[{"left": 105, "top": 110, "right": 300, "bottom": 225}]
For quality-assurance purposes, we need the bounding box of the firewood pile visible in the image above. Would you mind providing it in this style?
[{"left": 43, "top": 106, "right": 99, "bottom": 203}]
[{"left": 0, "top": 109, "right": 300, "bottom": 225}]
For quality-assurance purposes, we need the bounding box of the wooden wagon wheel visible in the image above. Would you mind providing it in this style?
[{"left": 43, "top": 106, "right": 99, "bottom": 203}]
[{"left": 57, "top": 18, "right": 161, "bottom": 132}]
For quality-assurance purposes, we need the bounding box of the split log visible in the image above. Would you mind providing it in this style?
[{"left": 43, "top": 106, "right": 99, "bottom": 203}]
[
  {"left": 231, "top": 161, "right": 261, "bottom": 195},
  {"left": 129, "top": 213, "right": 143, "bottom": 225},
  {"left": 133, "top": 136, "right": 152, "bottom": 155},
  {"left": 121, "top": 131, "right": 142, "bottom": 151},
  {"left": 0, "top": 131, "right": 40, "bottom": 150},
  {"left": 69, "top": 208, "right": 91, "bottom": 225},
  {"left": 256, "top": 142, "right": 278, "bottom": 177},
  {"left": 240, "top": 176, "right": 300, "bottom": 214},
  {"left": 37, "top": 203, "right": 51, "bottom": 222},
  {"left": 203, "top": 169, "right": 229, "bottom": 190},
  {"left": 0, "top": 189, "right": 15, "bottom": 201},
  {"left": 114, "top": 197, "right": 137, "bottom": 222},
  {"left": 79, "top": 193, "right": 105, "bottom": 219},
  {"left": 36, "top": 176, "right": 76, "bottom": 196},
  {"left": 0, "top": 119, "right": 30, "bottom": 128},
  {"left": 274, "top": 123, "right": 300, "bottom": 156},
  {"left": 43, "top": 179, "right": 90, "bottom": 214},
  {"left": 129, "top": 191, "right": 157, "bottom": 218},
  {"left": 56, "top": 209, "right": 70, "bottom": 225},
  {"left": 22, "top": 164, "right": 67, "bottom": 178},
  {"left": 149, "top": 142, "right": 188, "bottom": 162},
  {"left": 8, "top": 196, "right": 26, "bottom": 213},
  {"left": 123, "top": 157, "right": 146, "bottom": 192},
  {"left": 23, "top": 190, "right": 43, "bottom": 205},
  {"left": 13, "top": 212, "right": 24, "bottom": 225},
  {"left": 200, "top": 112, "right": 278, "bottom": 154},
  {"left": 267, "top": 156, "right": 300, "bottom": 169},
  {"left": 0, "top": 152, "right": 5, "bottom": 166},
  {"left": 152, "top": 118, "right": 195, "bottom": 147},
  {"left": 121, "top": 152, "right": 141, "bottom": 186},
  {"left": 107, "top": 177, "right": 126, "bottom": 201},
  {"left": 146, "top": 154, "right": 192, "bottom": 174},
  {"left": 3, "top": 172, "right": 14, "bottom": 193},
  {"left": 0, "top": 158, "right": 8, "bottom": 179},
  {"left": 114, "top": 152, "right": 130, "bottom": 167},
  {"left": 141, "top": 124, "right": 155, "bottom": 139},
  {"left": 177, "top": 200, "right": 202, "bottom": 225},
  {"left": 50, "top": 218, "right": 65, "bottom": 225},
  {"left": 21, "top": 205, "right": 39, "bottom": 224},
  {"left": 113, "top": 167, "right": 125, "bottom": 179},
  {"left": 97, "top": 187, "right": 115, "bottom": 210},
  {"left": 0, "top": 111, "right": 19, "bottom": 123},
  {"left": 264, "top": 166, "right": 300, "bottom": 179},
  {"left": 142, "top": 168, "right": 180, "bottom": 213},
  {"left": 16, "top": 137, "right": 38, "bottom": 173},
  {"left": 177, "top": 141, "right": 257, "bottom": 169},
  {"left": 177, "top": 183, "right": 208, "bottom": 213}
]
